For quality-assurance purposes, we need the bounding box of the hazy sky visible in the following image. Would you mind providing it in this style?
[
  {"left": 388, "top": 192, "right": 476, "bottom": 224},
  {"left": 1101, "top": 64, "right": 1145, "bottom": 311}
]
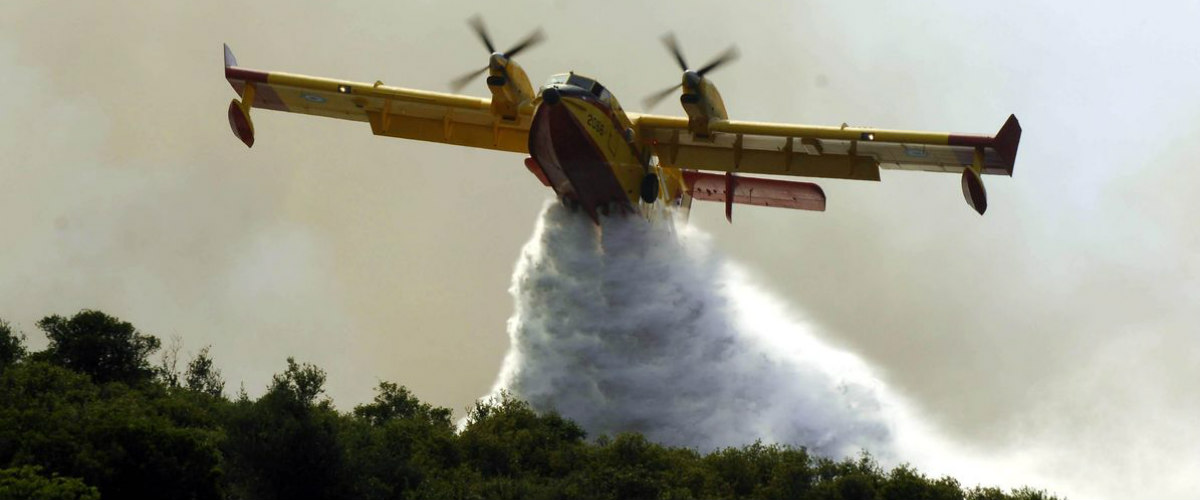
[{"left": 2, "top": 1, "right": 1198, "bottom": 498}]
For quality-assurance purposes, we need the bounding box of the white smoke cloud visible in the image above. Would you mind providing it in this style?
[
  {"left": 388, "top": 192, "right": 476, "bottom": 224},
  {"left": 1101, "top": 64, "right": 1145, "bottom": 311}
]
[{"left": 489, "top": 201, "right": 902, "bottom": 459}]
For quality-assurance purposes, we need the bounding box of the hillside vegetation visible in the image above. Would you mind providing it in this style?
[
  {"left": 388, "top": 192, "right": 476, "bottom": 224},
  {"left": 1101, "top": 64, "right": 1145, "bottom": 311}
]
[{"left": 0, "top": 310, "right": 1060, "bottom": 500}]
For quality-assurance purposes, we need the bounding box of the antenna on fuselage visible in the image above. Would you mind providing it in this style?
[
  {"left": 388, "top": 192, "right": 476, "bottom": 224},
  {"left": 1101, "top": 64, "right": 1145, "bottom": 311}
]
[
  {"left": 449, "top": 15, "right": 545, "bottom": 92},
  {"left": 642, "top": 33, "right": 738, "bottom": 110}
]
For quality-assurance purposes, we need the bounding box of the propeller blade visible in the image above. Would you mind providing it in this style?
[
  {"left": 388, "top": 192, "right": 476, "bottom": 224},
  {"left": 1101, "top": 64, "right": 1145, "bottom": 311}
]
[
  {"left": 450, "top": 66, "right": 489, "bottom": 92},
  {"left": 643, "top": 82, "right": 683, "bottom": 110},
  {"left": 661, "top": 33, "right": 689, "bottom": 71},
  {"left": 468, "top": 15, "right": 496, "bottom": 53},
  {"left": 504, "top": 28, "right": 545, "bottom": 58},
  {"left": 696, "top": 45, "right": 739, "bottom": 76}
]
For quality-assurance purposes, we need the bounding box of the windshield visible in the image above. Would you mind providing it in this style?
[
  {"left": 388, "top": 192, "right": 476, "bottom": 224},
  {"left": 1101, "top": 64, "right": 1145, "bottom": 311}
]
[
  {"left": 567, "top": 74, "right": 609, "bottom": 100},
  {"left": 544, "top": 73, "right": 614, "bottom": 104}
]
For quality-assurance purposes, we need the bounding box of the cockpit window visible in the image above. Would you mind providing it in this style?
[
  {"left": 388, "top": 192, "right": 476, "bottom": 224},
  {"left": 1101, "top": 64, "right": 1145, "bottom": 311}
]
[
  {"left": 566, "top": 74, "right": 594, "bottom": 90},
  {"left": 564, "top": 74, "right": 610, "bottom": 101},
  {"left": 544, "top": 74, "right": 569, "bottom": 86}
]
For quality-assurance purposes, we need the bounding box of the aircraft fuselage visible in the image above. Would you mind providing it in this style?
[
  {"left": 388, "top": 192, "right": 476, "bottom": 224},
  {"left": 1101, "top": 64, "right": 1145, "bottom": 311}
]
[{"left": 527, "top": 73, "right": 649, "bottom": 221}]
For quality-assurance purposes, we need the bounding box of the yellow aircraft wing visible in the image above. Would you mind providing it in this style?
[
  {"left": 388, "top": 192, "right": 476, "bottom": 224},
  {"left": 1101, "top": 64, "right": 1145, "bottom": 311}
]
[
  {"left": 631, "top": 113, "right": 1021, "bottom": 180},
  {"left": 222, "top": 44, "right": 531, "bottom": 153},
  {"left": 631, "top": 112, "right": 1021, "bottom": 214}
]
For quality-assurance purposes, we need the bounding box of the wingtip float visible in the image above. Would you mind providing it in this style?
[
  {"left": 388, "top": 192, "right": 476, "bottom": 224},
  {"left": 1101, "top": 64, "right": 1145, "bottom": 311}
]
[{"left": 221, "top": 23, "right": 1022, "bottom": 221}]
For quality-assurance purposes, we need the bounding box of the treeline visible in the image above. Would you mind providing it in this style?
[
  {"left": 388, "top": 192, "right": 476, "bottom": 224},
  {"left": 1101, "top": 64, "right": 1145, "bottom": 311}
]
[{"left": 0, "top": 310, "right": 1060, "bottom": 500}]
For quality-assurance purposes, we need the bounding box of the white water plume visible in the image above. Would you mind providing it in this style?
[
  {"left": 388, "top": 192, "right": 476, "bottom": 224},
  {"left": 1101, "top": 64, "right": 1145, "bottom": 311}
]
[{"left": 488, "top": 201, "right": 905, "bottom": 459}]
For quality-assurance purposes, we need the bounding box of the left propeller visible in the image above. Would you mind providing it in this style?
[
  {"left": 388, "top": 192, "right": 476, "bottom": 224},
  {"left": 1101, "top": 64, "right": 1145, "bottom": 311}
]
[
  {"left": 643, "top": 33, "right": 738, "bottom": 110},
  {"left": 449, "top": 16, "right": 545, "bottom": 92}
]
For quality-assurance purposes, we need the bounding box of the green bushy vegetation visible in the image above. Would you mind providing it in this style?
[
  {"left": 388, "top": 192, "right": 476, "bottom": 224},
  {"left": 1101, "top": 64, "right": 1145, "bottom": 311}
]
[{"left": 0, "top": 311, "right": 1061, "bottom": 499}]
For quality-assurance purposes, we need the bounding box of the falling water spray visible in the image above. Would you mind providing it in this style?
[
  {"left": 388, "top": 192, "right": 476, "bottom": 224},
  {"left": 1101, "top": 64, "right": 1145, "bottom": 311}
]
[{"left": 487, "top": 202, "right": 903, "bottom": 459}]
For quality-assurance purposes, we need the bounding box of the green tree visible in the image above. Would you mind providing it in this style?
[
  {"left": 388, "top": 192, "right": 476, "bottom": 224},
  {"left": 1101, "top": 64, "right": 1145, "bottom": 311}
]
[
  {"left": 353, "top": 381, "right": 451, "bottom": 426},
  {"left": 185, "top": 346, "right": 225, "bottom": 397},
  {"left": 2, "top": 309, "right": 1068, "bottom": 500},
  {"left": 438, "top": 392, "right": 589, "bottom": 499},
  {"left": 37, "top": 310, "right": 161, "bottom": 385},
  {"left": 224, "top": 358, "right": 349, "bottom": 500},
  {"left": 0, "top": 361, "right": 224, "bottom": 499},
  {"left": 0, "top": 465, "right": 99, "bottom": 500},
  {"left": 0, "top": 361, "right": 98, "bottom": 477},
  {"left": 343, "top": 382, "right": 458, "bottom": 499},
  {"left": 703, "top": 443, "right": 768, "bottom": 497},
  {"left": 0, "top": 319, "right": 26, "bottom": 373},
  {"left": 578, "top": 433, "right": 690, "bottom": 500},
  {"left": 459, "top": 391, "right": 587, "bottom": 478},
  {"left": 808, "top": 453, "right": 883, "bottom": 500},
  {"left": 1008, "top": 486, "right": 1059, "bottom": 500},
  {"left": 879, "top": 464, "right": 964, "bottom": 500},
  {"left": 760, "top": 446, "right": 816, "bottom": 499}
]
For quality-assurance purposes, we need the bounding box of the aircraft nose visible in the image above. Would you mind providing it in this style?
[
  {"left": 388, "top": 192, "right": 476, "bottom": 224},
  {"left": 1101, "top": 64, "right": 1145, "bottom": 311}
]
[
  {"left": 489, "top": 53, "right": 506, "bottom": 69},
  {"left": 542, "top": 87, "right": 561, "bottom": 105}
]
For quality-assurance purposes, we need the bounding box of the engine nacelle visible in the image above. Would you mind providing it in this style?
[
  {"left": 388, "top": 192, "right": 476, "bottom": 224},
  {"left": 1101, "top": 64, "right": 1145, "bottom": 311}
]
[
  {"left": 680, "top": 71, "right": 728, "bottom": 137},
  {"left": 486, "top": 54, "right": 534, "bottom": 121}
]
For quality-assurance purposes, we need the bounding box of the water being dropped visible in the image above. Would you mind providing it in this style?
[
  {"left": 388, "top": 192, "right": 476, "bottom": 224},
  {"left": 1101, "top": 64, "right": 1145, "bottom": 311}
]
[{"left": 488, "top": 202, "right": 897, "bottom": 459}]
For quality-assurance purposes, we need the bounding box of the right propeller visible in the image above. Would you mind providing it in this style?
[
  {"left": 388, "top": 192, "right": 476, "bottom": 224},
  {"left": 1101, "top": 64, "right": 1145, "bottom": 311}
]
[
  {"left": 449, "top": 16, "right": 545, "bottom": 92},
  {"left": 643, "top": 33, "right": 739, "bottom": 110}
]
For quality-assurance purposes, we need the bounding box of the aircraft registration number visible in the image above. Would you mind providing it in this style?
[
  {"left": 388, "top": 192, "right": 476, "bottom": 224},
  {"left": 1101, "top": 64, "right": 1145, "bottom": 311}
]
[{"left": 586, "top": 114, "right": 606, "bottom": 136}]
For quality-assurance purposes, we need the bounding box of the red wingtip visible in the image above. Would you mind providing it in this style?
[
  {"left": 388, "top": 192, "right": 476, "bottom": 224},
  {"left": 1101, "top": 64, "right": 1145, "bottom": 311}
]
[{"left": 994, "top": 114, "right": 1022, "bottom": 175}]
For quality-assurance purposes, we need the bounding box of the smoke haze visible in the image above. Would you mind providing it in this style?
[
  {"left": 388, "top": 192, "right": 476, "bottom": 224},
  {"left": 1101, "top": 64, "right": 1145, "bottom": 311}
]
[{"left": 2, "top": 1, "right": 1199, "bottom": 498}]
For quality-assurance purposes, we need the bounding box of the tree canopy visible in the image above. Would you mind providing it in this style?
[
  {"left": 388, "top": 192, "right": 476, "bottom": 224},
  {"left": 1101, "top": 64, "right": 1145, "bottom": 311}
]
[
  {"left": 0, "top": 309, "right": 1063, "bottom": 500},
  {"left": 37, "top": 310, "right": 161, "bottom": 385},
  {"left": 0, "top": 320, "right": 27, "bottom": 373}
]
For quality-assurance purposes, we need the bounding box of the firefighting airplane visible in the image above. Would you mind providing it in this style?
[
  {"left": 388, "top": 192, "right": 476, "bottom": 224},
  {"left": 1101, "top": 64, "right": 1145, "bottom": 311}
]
[{"left": 223, "top": 20, "right": 1021, "bottom": 222}]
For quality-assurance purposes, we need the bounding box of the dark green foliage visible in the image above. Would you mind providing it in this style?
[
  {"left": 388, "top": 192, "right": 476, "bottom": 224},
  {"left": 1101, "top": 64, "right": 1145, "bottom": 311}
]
[
  {"left": 342, "top": 382, "right": 458, "bottom": 499},
  {"left": 1008, "top": 487, "right": 1061, "bottom": 500},
  {"left": 0, "top": 320, "right": 26, "bottom": 373},
  {"left": 38, "top": 310, "right": 161, "bottom": 385},
  {"left": 879, "top": 464, "right": 964, "bottom": 500},
  {"left": 223, "top": 357, "right": 350, "bottom": 500},
  {"left": 0, "top": 360, "right": 225, "bottom": 499},
  {"left": 576, "top": 433, "right": 703, "bottom": 499},
  {"left": 186, "top": 346, "right": 225, "bottom": 397},
  {"left": 458, "top": 391, "right": 587, "bottom": 478},
  {"left": 0, "top": 310, "right": 1063, "bottom": 500},
  {"left": 0, "top": 465, "right": 99, "bottom": 500}
]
